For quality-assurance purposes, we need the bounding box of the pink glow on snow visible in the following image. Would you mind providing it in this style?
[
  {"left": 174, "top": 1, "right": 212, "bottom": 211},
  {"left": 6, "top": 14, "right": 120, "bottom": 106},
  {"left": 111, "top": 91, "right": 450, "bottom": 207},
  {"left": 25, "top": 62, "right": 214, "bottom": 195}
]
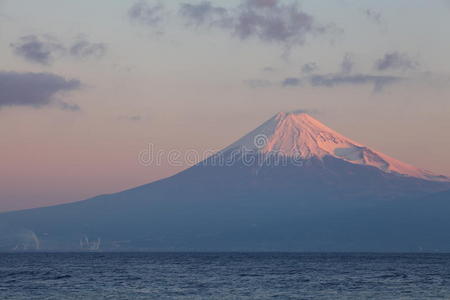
[{"left": 224, "top": 111, "right": 449, "bottom": 182}]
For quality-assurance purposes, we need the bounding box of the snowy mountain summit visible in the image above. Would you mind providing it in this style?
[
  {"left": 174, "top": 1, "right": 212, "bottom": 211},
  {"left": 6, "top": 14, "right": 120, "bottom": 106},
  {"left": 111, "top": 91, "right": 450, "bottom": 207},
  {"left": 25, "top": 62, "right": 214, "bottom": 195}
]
[{"left": 224, "top": 110, "right": 448, "bottom": 182}]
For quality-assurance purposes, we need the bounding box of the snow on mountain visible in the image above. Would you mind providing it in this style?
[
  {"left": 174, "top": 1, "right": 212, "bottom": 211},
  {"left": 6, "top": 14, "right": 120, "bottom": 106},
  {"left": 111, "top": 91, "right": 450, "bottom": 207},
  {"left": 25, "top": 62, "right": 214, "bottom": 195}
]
[{"left": 223, "top": 110, "right": 449, "bottom": 182}]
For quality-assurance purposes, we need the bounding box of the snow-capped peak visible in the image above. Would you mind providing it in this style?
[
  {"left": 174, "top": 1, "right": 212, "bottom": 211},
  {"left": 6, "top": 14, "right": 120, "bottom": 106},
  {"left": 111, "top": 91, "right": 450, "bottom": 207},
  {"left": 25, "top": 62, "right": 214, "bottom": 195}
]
[{"left": 223, "top": 110, "right": 449, "bottom": 182}]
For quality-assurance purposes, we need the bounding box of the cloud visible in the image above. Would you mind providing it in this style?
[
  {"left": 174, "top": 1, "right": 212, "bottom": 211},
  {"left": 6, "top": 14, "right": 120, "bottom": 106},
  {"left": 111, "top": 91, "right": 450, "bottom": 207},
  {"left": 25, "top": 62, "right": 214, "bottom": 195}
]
[
  {"left": 244, "top": 79, "right": 272, "bottom": 88},
  {"left": 59, "top": 102, "right": 81, "bottom": 112},
  {"left": 374, "top": 52, "right": 418, "bottom": 71},
  {"left": 69, "top": 38, "right": 107, "bottom": 59},
  {"left": 127, "top": 115, "right": 142, "bottom": 121},
  {"left": 179, "top": 1, "right": 227, "bottom": 26},
  {"left": 309, "top": 74, "right": 401, "bottom": 92},
  {"left": 364, "top": 9, "right": 382, "bottom": 24},
  {"left": 129, "top": 1, "right": 165, "bottom": 26},
  {"left": 231, "top": 0, "right": 323, "bottom": 47},
  {"left": 340, "top": 53, "right": 354, "bottom": 74},
  {"left": 11, "top": 35, "right": 107, "bottom": 65},
  {"left": 128, "top": 115, "right": 142, "bottom": 121},
  {"left": 301, "top": 62, "right": 317, "bottom": 74},
  {"left": 10, "top": 35, "right": 65, "bottom": 65},
  {"left": 0, "top": 71, "right": 81, "bottom": 110},
  {"left": 278, "top": 53, "right": 405, "bottom": 92},
  {"left": 128, "top": 0, "right": 333, "bottom": 51},
  {"left": 279, "top": 71, "right": 402, "bottom": 92},
  {"left": 289, "top": 108, "right": 320, "bottom": 115},
  {"left": 233, "top": 0, "right": 328, "bottom": 49},
  {"left": 262, "top": 66, "right": 275, "bottom": 72},
  {"left": 118, "top": 115, "right": 145, "bottom": 121},
  {"left": 282, "top": 77, "right": 302, "bottom": 87}
]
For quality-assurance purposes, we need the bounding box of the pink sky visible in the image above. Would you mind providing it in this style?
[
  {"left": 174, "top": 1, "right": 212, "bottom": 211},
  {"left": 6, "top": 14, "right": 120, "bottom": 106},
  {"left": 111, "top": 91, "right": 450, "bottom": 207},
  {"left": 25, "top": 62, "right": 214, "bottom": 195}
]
[{"left": 1, "top": 0, "right": 450, "bottom": 211}]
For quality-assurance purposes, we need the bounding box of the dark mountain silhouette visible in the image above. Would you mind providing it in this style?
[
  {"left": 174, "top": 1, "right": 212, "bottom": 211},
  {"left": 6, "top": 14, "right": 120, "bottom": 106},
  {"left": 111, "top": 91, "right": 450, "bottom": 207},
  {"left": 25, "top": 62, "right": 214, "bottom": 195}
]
[{"left": 1, "top": 112, "right": 449, "bottom": 251}]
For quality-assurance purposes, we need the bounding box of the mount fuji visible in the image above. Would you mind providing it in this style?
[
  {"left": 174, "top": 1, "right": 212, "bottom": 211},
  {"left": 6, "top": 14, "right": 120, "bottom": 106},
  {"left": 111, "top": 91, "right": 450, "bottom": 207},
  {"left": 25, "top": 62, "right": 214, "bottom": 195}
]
[
  {"left": 221, "top": 111, "right": 447, "bottom": 182},
  {"left": 1, "top": 111, "right": 450, "bottom": 252}
]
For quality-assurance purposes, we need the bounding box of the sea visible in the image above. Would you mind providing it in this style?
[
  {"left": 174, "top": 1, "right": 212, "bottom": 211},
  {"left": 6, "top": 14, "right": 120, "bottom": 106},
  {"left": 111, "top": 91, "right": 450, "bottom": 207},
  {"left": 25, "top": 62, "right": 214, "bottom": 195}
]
[{"left": 1, "top": 253, "right": 450, "bottom": 299}]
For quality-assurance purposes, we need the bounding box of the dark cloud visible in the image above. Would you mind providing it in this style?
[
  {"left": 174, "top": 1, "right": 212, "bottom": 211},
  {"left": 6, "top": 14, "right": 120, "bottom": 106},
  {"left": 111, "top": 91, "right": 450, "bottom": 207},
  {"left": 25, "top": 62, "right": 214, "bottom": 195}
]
[
  {"left": 59, "top": 102, "right": 81, "bottom": 112},
  {"left": 179, "top": 2, "right": 227, "bottom": 26},
  {"left": 340, "top": 53, "right": 354, "bottom": 74},
  {"left": 69, "top": 38, "right": 107, "bottom": 59},
  {"left": 282, "top": 77, "right": 302, "bottom": 87},
  {"left": 10, "top": 35, "right": 65, "bottom": 65},
  {"left": 0, "top": 71, "right": 81, "bottom": 109},
  {"left": 301, "top": 62, "right": 318, "bottom": 74},
  {"left": 364, "top": 9, "right": 382, "bottom": 24},
  {"left": 128, "top": 115, "right": 142, "bottom": 121},
  {"left": 11, "top": 35, "right": 107, "bottom": 65},
  {"left": 119, "top": 115, "right": 144, "bottom": 121},
  {"left": 289, "top": 108, "right": 320, "bottom": 115},
  {"left": 375, "top": 52, "right": 418, "bottom": 71},
  {"left": 309, "top": 74, "right": 401, "bottom": 92},
  {"left": 128, "top": 0, "right": 335, "bottom": 52},
  {"left": 244, "top": 79, "right": 272, "bottom": 88},
  {"left": 262, "top": 66, "right": 275, "bottom": 72},
  {"left": 129, "top": 1, "right": 165, "bottom": 26},
  {"left": 246, "top": 0, "right": 279, "bottom": 7},
  {"left": 236, "top": 0, "right": 327, "bottom": 48},
  {"left": 175, "top": 0, "right": 331, "bottom": 50},
  {"left": 233, "top": 0, "right": 320, "bottom": 45}
]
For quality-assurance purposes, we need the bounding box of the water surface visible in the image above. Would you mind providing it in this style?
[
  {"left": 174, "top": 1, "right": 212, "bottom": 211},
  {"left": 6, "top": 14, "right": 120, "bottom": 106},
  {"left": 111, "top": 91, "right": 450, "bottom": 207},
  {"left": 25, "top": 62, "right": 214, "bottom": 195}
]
[{"left": 1, "top": 253, "right": 450, "bottom": 299}]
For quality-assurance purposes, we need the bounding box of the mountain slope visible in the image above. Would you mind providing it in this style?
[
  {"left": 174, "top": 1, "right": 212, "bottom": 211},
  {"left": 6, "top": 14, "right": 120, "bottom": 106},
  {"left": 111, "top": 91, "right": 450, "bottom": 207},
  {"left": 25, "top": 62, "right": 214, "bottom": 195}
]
[
  {"left": 223, "top": 111, "right": 448, "bottom": 182},
  {"left": 1, "top": 111, "right": 449, "bottom": 252}
]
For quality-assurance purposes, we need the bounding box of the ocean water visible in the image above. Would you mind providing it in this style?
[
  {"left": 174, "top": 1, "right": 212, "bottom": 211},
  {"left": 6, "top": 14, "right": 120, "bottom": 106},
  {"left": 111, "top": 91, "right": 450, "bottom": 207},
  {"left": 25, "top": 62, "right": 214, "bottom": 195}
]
[{"left": 1, "top": 253, "right": 450, "bottom": 299}]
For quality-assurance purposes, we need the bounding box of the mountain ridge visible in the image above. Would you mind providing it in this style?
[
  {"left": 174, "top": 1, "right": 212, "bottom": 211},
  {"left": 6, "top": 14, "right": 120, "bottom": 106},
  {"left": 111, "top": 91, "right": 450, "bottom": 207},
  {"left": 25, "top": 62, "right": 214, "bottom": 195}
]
[{"left": 222, "top": 111, "right": 448, "bottom": 182}]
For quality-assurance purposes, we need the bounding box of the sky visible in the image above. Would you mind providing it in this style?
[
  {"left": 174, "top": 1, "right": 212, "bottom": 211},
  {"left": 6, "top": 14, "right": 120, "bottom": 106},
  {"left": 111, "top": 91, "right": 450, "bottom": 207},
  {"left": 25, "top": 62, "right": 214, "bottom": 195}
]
[{"left": 0, "top": 0, "right": 450, "bottom": 211}]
